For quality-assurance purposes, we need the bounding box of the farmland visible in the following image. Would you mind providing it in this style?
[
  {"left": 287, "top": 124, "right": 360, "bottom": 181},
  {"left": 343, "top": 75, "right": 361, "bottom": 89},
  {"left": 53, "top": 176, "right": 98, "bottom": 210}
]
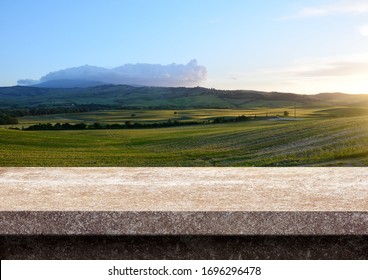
[
  {"left": 1, "top": 107, "right": 368, "bottom": 167},
  {"left": 4, "top": 107, "right": 339, "bottom": 127},
  {"left": 2, "top": 85, "right": 368, "bottom": 167}
]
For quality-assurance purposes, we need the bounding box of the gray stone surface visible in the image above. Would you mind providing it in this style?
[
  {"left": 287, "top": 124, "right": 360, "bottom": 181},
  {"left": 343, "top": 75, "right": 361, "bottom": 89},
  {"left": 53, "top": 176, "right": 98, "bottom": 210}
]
[
  {"left": 1, "top": 167, "right": 368, "bottom": 235},
  {"left": 1, "top": 211, "right": 368, "bottom": 235},
  {"left": 2, "top": 236, "right": 368, "bottom": 260}
]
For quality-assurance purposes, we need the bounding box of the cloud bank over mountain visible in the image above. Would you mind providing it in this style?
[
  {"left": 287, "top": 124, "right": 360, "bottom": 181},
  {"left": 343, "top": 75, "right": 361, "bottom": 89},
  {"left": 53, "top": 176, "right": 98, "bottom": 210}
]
[{"left": 18, "top": 60, "right": 207, "bottom": 87}]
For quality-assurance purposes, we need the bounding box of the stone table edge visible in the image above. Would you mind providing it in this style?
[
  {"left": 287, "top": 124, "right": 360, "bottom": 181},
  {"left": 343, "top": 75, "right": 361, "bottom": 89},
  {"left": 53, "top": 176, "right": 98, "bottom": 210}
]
[{"left": 1, "top": 211, "right": 367, "bottom": 236}]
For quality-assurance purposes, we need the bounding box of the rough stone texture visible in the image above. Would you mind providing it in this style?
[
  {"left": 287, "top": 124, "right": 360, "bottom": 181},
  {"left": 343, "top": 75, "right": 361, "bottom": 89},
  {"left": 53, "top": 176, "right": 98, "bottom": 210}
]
[
  {"left": 1, "top": 236, "right": 368, "bottom": 260},
  {"left": 1, "top": 167, "right": 367, "bottom": 259},
  {"left": 1, "top": 167, "right": 368, "bottom": 211},
  {"left": 1, "top": 211, "right": 368, "bottom": 235},
  {"left": 1, "top": 167, "right": 368, "bottom": 235}
]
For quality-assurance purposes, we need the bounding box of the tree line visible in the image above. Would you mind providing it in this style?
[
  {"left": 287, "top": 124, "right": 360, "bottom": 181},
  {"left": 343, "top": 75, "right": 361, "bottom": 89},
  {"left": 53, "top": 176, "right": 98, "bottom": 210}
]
[
  {"left": 1, "top": 104, "right": 118, "bottom": 117},
  {"left": 23, "top": 115, "right": 254, "bottom": 130}
]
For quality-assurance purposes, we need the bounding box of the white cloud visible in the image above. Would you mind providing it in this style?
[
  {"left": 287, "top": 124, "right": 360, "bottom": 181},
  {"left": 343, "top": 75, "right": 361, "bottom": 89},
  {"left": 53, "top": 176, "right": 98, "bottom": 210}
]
[
  {"left": 281, "top": 0, "right": 368, "bottom": 20},
  {"left": 358, "top": 24, "right": 368, "bottom": 36},
  {"left": 18, "top": 60, "right": 207, "bottom": 87}
]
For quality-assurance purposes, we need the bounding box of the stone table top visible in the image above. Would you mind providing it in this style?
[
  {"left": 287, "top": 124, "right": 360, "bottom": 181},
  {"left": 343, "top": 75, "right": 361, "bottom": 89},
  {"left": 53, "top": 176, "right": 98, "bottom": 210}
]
[{"left": 0, "top": 167, "right": 367, "bottom": 235}]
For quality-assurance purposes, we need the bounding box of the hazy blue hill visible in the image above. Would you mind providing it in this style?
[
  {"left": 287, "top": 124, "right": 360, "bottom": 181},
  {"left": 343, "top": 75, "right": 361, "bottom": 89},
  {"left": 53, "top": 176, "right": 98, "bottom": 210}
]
[
  {"left": 1, "top": 84, "right": 367, "bottom": 109},
  {"left": 34, "top": 79, "right": 107, "bottom": 88}
]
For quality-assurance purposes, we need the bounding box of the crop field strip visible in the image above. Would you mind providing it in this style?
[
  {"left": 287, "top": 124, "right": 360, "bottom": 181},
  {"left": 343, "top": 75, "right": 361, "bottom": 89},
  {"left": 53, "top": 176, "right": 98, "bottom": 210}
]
[
  {"left": 10, "top": 108, "right": 320, "bottom": 127},
  {"left": 1, "top": 108, "right": 368, "bottom": 167}
]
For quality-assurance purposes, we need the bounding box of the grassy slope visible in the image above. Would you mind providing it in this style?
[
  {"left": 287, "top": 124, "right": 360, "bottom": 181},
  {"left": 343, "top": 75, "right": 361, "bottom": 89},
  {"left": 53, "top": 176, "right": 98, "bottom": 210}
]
[
  {"left": 1, "top": 114, "right": 368, "bottom": 166},
  {"left": 2, "top": 84, "right": 368, "bottom": 167}
]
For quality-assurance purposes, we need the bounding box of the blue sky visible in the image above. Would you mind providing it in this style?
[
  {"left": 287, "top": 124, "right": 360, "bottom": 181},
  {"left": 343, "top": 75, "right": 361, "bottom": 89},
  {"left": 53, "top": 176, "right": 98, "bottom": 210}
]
[{"left": 1, "top": 0, "right": 368, "bottom": 93}]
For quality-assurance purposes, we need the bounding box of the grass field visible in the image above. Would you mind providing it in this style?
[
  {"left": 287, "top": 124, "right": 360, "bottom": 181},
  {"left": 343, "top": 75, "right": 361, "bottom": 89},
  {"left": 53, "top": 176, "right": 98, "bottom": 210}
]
[
  {"left": 9, "top": 107, "right": 338, "bottom": 127},
  {"left": 1, "top": 107, "right": 368, "bottom": 166}
]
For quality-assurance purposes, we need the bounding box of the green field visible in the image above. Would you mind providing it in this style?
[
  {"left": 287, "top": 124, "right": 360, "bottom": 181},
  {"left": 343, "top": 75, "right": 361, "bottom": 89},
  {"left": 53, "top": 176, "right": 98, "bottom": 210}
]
[
  {"left": 1, "top": 107, "right": 368, "bottom": 166},
  {"left": 10, "top": 107, "right": 332, "bottom": 127}
]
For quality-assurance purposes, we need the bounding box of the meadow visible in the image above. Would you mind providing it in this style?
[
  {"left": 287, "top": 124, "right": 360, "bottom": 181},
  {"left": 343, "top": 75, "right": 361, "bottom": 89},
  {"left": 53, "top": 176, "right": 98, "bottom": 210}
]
[
  {"left": 1, "top": 107, "right": 368, "bottom": 167},
  {"left": 12, "top": 107, "right": 326, "bottom": 127}
]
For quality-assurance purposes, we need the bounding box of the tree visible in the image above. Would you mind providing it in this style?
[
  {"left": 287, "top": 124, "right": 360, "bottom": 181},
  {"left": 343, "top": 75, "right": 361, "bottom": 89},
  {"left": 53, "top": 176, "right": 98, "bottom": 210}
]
[
  {"left": 92, "top": 122, "right": 102, "bottom": 129},
  {"left": 0, "top": 113, "right": 18, "bottom": 125},
  {"left": 283, "top": 111, "right": 289, "bottom": 117}
]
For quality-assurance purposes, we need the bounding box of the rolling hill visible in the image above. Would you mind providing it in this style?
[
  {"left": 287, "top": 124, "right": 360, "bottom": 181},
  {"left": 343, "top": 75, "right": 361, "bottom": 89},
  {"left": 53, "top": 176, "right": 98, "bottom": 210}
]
[{"left": 0, "top": 84, "right": 367, "bottom": 109}]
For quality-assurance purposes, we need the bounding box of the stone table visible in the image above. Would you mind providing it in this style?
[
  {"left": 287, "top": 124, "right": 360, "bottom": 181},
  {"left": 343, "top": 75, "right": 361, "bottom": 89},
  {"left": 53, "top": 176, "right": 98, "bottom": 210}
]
[{"left": 1, "top": 167, "right": 367, "bottom": 259}]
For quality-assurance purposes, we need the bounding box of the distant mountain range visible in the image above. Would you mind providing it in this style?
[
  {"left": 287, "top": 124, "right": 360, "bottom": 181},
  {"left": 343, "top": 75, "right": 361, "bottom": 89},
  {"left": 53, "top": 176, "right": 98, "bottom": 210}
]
[{"left": 1, "top": 83, "right": 368, "bottom": 109}]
